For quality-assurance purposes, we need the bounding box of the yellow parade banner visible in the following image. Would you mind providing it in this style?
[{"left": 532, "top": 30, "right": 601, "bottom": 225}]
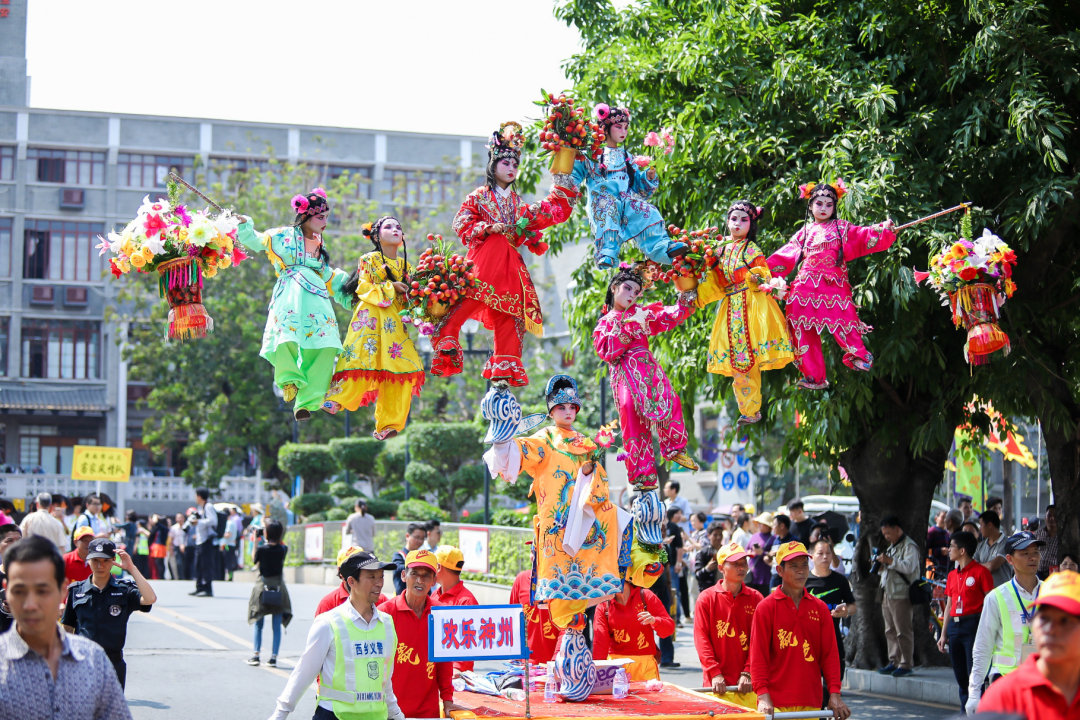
[{"left": 71, "top": 446, "right": 133, "bottom": 483}]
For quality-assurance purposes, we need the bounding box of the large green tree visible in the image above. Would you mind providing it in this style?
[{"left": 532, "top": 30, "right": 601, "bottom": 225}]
[{"left": 550, "top": 0, "right": 1078, "bottom": 668}]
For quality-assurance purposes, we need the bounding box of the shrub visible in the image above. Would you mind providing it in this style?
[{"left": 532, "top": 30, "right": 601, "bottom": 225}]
[
  {"left": 365, "top": 498, "right": 398, "bottom": 519},
  {"left": 326, "top": 507, "right": 349, "bottom": 521},
  {"left": 397, "top": 498, "right": 449, "bottom": 522},
  {"left": 492, "top": 508, "right": 532, "bottom": 528},
  {"left": 375, "top": 435, "right": 408, "bottom": 487},
  {"left": 328, "top": 480, "right": 357, "bottom": 499},
  {"left": 290, "top": 492, "right": 336, "bottom": 518},
  {"left": 329, "top": 437, "right": 384, "bottom": 490},
  {"left": 379, "top": 486, "right": 405, "bottom": 502},
  {"left": 278, "top": 444, "right": 338, "bottom": 493},
  {"left": 305, "top": 511, "right": 328, "bottom": 523}
]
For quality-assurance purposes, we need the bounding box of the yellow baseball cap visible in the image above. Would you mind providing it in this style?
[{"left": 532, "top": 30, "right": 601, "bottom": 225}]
[
  {"left": 337, "top": 545, "right": 364, "bottom": 567},
  {"left": 1035, "top": 570, "right": 1080, "bottom": 616},
  {"left": 774, "top": 541, "right": 810, "bottom": 564},
  {"left": 716, "top": 542, "right": 750, "bottom": 565},
  {"left": 405, "top": 548, "right": 440, "bottom": 572},
  {"left": 73, "top": 526, "right": 95, "bottom": 541},
  {"left": 434, "top": 545, "right": 465, "bottom": 571}
]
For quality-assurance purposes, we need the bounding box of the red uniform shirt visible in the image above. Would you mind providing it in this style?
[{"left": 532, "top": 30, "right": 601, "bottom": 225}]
[
  {"left": 378, "top": 594, "right": 453, "bottom": 719},
  {"left": 694, "top": 582, "right": 764, "bottom": 686},
  {"left": 63, "top": 550, "right": 92, "bottom": 584},
  {"left": 980, "top": 654, "right": 1080, "bottom": 720},
  {"left": 316, "top": 583, "right": 387, "bottom": 616},
  {"left": 510, "top": 570, "right": 558, "bottom": 664},
  {"left": 946, "top": 561, "right": 995, "bottom": 617},
  {"left": 750, "top": 587, "right": 841, "bottom": 708},
  {"left": 592, "top": 588, "right": 675, "bottom": 661},
  {"left": 433, "top": 580, "right": 478, "bottom": 672}
]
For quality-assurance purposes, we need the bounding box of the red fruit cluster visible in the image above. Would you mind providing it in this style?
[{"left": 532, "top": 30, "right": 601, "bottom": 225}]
[
  {"left": 539, "top": 93, "right": 605, "bottom": 161},
  {"left": 658, "top": 225, "right": 721, "bottom": 283},
  {"left": 407, "top": 233, "right": 478, "bottom": 310}
]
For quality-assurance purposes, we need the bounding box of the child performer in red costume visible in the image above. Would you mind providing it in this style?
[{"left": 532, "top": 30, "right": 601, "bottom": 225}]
[{"left": 430, "top": 122, "right": 579, "bottom": 386}]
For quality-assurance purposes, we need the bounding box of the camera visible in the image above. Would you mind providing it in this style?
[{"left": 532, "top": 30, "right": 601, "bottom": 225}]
[{"left": 869, "top": 547, "right": 882, "bottom": 575}]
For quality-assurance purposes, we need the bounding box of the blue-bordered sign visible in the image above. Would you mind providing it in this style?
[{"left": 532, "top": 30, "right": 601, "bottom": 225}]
[
  {"left": 737, "top": 471, "right": 750, "bottom": 490},
  {"left": 721, "top": 472, "right": 735, "bottom": 491},
  {"left": 428, "top": 604, "right": 528, "bottom": 662}
]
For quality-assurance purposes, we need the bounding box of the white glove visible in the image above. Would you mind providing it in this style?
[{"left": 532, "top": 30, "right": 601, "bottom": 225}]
[{"left": 965, "top": 696, "right": 980, "bottom": 715}]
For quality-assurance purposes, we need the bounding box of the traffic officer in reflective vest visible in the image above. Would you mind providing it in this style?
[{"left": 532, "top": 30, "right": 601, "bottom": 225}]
[
  {"left": 60, "top": 538, "right": 157, "bottom": 690},
  {"left": 269, "top": 550, "right": 404, "bottom": 720},
  {"left": 966, "top": 531, "right": 1045, "bottom": 713}
]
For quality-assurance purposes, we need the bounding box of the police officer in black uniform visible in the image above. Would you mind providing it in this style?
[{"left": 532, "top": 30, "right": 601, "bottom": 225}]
[{"left": 61, "top": 538, "right": 157, "bottom": 689}]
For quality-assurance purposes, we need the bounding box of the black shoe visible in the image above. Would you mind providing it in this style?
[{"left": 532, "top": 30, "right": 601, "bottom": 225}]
[
  {"left": 188, "top": 590, "right": 203, "bottom": 596},
  {"left": 660, "top": 662, "right": 681, "bottom": 668},
  {"left": 268, "top": 656, "right": 277, "bottom": 668},
  {"left": 877, "top": 663, "right": 898, "bottom": 675},
  {"left": 246, "top": 656, "right": 260, "bottom": 666}
]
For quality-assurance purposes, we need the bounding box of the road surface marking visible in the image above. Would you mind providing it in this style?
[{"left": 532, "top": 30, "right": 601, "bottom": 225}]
[
  {"left": 155, "top": 606, "right": 251, "bottom": 647},
  {"left": 142, "top": 612, "right": 227, "bottom": 650}
]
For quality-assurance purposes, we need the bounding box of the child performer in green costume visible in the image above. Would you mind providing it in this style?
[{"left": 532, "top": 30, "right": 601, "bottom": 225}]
[{"left": 236, "top": 188, "right": 354, "bottom": 420}]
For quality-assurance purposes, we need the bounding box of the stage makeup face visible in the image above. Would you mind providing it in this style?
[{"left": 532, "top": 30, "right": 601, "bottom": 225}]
[
  {"left": 607, "top": 121, "right": 629, "bottom": 145},
  {"left": 728, "top": 209, "right": 751, "bottom": 240},
  {"left": 811, "top": 197, "right": 835, "bottom": 222},
  {"left": 611, "top": 279, "right": 642, "bottom": 311},
  {"left": 494, "top": 158, "right": 519, "bottom": 187}
]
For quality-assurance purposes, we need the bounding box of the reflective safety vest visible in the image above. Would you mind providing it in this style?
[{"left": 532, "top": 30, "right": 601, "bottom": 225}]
[
  {"left": 319, "top": 605, "right": 397, "bottom": 720},
  {"left": 989, "top": 580, "right": 1040, "bottom": 676}
]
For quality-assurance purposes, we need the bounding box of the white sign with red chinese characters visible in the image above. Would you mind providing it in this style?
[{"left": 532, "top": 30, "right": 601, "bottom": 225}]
[{"left": 428, "top": 604, "right": 527, "bottom": 662}]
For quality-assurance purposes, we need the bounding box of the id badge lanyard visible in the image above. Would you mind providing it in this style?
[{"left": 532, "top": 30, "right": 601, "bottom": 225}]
[{"left": 1011, "top": 580, "right": 1038, "bottom": 644}]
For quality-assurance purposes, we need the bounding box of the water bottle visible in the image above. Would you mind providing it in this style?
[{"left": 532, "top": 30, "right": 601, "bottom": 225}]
[
  {"left": 544, "top": 667, "right": 558, "bottom": 702},
  {"left": 502, "top": 688, "right": 527, "bottom": 702},
  {"left": 645, "top": 678, "right": 664, "bottom": 692},
  {"left": 453, "top": 677, "right": 466, "bottom": 693},
  {"left": 612, "top": 668, "right": 629, "bottom": 700}
]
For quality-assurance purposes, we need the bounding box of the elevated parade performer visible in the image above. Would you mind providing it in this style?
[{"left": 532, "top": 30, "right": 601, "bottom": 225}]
[
  {"left": 430, "top": 122, "right": 579, "bottom": 386},
  {"left": 697, "top": 201, "right": 795, "bottom": 425},
  {"left": 484, "top": 375, "right": 623, "bottom": 701},
  {"left": 594, "top": 262, "right": 698, "bottom": 589},
  {"left": 237, "top": 189, "right": 354, "bottom": 420},
  {"left": 570, "top": 105, "right": 688, "bottom": 269},
  {"left": 322, "top": 216, "right": 424, "bottom": 440},
  {"left": 766, "top": 180, "right": 895, "bottom": 389}
]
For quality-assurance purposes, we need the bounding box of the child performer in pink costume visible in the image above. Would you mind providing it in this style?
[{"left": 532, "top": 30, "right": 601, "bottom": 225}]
[
  {"left": 593, "top": 263, "right": 699, "bottom": 490},
  {"left": 766, "top": 180, "right": 896, "bottom": 389}
]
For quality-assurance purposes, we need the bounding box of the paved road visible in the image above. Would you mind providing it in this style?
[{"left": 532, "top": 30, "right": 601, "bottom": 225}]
[{"left": 124, "top": 580, "right": 959, "bottom": 720}]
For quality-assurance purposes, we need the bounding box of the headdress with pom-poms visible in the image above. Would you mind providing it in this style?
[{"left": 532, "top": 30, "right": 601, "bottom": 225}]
[
  {"left": 291, "top": 187, "right": 330, "bottom": 218},
  {"left": 488, "top": 121, "right": 525, "bottom": 162},
  {"left": 728, "top": 200, "right": 765, "bottom": 220},
  {"left": 602, "top": 260, "right": 658, "bottom": 315},
  {"left": 798, "top": 178, "right": 848, "bottom": 201},
  {"left": 594, "top": 104, "right": 631, "bottom": 130}
]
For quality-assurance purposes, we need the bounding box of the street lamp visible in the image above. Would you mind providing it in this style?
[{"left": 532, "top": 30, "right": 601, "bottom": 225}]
[{"left": 754, "top": 457, "right": 770, "bottom": 514}]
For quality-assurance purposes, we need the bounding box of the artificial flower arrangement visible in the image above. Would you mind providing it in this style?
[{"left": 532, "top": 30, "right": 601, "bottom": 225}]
[
  {"left": 536, "top": 91, "right": 605, "bottom": 173},
  {"left": 657, "top": 226, "right": 721, "bottom": 291},
  {"left": 567, "top": 420, "right": 620, "bottom": 464},
  {"left": 631, "top": 128, "right": 675, "bottom": 170},
  {"left": 915, "top": 209, "right": 1015, "bottom": 365},
  {"left": 399, "top": 234, "right": 478, "bottom": 334},
  {"left": 100, "top": 181, "right": 246, "bottom": 340}
]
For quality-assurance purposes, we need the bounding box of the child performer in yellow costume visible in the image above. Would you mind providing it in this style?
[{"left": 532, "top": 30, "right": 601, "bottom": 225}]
[
  {"left": 484, "top": 375, "right": 625, "bottom": 701},
  {"left": 322, "top": 216, "right": 425, "bottom": 440},
  {"left": 697, "top": 201, "right": 795, "bottom": 425}
]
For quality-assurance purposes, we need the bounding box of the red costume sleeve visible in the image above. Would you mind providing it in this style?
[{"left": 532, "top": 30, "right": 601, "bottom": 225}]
[
  {"left": 766, "top": 233, "right": 803, "bottom": 277},
  {"left": 749, "top": 598, "right": 773, "bottom": 697},
  {"left": 841, "top": 222, "right": 896, "bottom": 262},
  {"left": 646, "top": 300, "right": 695, "bottom": 336},
  {"left": 452, "top": 191, "right": 493, "bottom": 248},
  {"left": 693, "top": 592, "right": 722, "bottom": 682},
  {"left": 817, "top": 599, "right": 842, "bottom": 693},
  {"left": 592, "top": 603, "right": 611, "bottom": 660},
  {"left": 593, "top": 313, "right": 633, "bottom": 364},
  {"left": 644, "top": 590, "right": 675, "bottom": 638}
]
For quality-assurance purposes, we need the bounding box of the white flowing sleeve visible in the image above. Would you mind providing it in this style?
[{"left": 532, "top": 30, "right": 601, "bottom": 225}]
[{"left": 483, "top": 441, "right": 522, "bottom": 484}]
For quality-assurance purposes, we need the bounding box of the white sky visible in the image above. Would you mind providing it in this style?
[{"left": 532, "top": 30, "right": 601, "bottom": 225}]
[{"left": 25, "top": 0, "right": 585, "bottom": 138}]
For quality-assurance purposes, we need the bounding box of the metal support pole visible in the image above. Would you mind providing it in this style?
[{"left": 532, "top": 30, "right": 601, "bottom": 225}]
[
  {"left": 484, "top": 460, "right": 491, "bottom": 525},
  {"left": 344, "top": 410, "right": 351, "bottom": 487}
]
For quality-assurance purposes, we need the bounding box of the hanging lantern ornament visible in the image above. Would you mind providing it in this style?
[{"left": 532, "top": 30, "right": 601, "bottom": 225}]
[{"left": 157, "top": 256, "right": 214, "bottom": 340}]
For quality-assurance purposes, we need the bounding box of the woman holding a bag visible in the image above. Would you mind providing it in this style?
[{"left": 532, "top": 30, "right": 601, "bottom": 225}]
[{"left": 247, "top": 519, "right": 292, "bottom": 667}]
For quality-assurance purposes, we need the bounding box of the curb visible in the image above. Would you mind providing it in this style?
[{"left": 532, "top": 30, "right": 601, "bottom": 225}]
[{"left": 844, "top": 668, "right": 959, "bottom": 706}]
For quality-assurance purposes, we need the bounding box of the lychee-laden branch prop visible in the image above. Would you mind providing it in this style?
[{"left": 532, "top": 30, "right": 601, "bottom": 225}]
[{"left": 896, "top": 202, "right": 972, "bottom": 231}]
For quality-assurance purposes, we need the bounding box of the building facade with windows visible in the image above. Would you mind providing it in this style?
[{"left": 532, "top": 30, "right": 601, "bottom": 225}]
[{"left": 0, "top": 1, "right": 499, "bottom": 511}]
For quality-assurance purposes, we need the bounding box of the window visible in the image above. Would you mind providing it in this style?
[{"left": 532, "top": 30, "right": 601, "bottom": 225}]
[
  {"left": 206, "top": 157, "right": 270, "bottom": 191},
  {"left": 117, "top": 153, "right": 195, "bottom": 188},
  {"left": 19, "top": 425, "right": 98, "bottom": 475},
  {"left": 27, "top": 148, "right": 105, "bottom": 185},
  {"left": 0, "top": 146, "right": 13, "bottom": 181},
  {"left": 319, "top": 164, "right": 373, "bottom": 199},
  {"left": 0, "top": 217, "right": 10, "bottom": 277},
  {"left": 21, "top": 319, "right": 100, "bottom": 379},
  {"left": 0, "top": 317, "right": 8, "bottom": 377},
  {"left": 22, "top": 220, "right": 104, "bottom": 281},
  {"left": 386, "top": 169, "right": 456, "bottom": 206}
]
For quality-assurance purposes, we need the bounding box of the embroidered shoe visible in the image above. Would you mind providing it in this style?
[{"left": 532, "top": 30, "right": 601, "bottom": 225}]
[
  {"left": 737, "top": 412, "right": 762, "bottom": 426},
  {"left": 596, "top": 253, "right": 619, "bottom": 269},
  {"left": 322, "top": 400, "right": 342, "bottom": 415},
  {"left": 849, "top": 357, "right": 873, "bottom": 372},
  {"left": 294, "top": 408, "right": 311, "bottom": 421},
  {"left": 632, "top": 490, "right": 666, "bottom": 546},
  {"left": 667, "top": 241, "right": 690, "bottom": 259},
  {"left": 372, "top": 428, "right": 398, "bottom": 441},
  {"left": 554, "top": 627, "right": 597, "bottom": 702},
  {"left": 798, "top": 379, "right": 830, "bottom": 390},
  {"left": 281, "top": 384, "right": 298, "bottom": 403},
  {"left": 669, "top": 452, "right": 700, "bottom": 471}
]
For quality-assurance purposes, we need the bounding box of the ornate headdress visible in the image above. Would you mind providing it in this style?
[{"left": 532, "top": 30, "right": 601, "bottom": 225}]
[
  {"left": 728, "top": 200, "right": 765, "bottom": 219},
  {"left": 488, "top": 121, "right": 525, "bottom": 162},
  {"left": 291, "top": 187, "right": 329, "bottom": 218},
  {"left": 798, "top": 178, "right": 848, "bottom": 201},
  {"left": 545, "top": 374, "right": 582, "bottom": 413},
  {"left": 362, "top": 216, "right": 398, "bottom": 242},
  {"left": 594, "top": 103, "right": 631, "bottom": 129},
  {"left": 610, "top": 261, "right": 656, "bottom": 292}
]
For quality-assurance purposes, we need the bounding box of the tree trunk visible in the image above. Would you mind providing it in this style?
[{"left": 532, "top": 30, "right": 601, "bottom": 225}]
[
  {"left": 841, "top": 425, "right": 951, "bottom": 669},
  {"left": 1036, "top": 413, "right": 1080, "bottom": 555}
]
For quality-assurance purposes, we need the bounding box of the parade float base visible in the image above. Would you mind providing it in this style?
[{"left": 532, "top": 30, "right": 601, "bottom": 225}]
[{"left": 448, "top": 683, "right": 765, "bottom": 720}]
